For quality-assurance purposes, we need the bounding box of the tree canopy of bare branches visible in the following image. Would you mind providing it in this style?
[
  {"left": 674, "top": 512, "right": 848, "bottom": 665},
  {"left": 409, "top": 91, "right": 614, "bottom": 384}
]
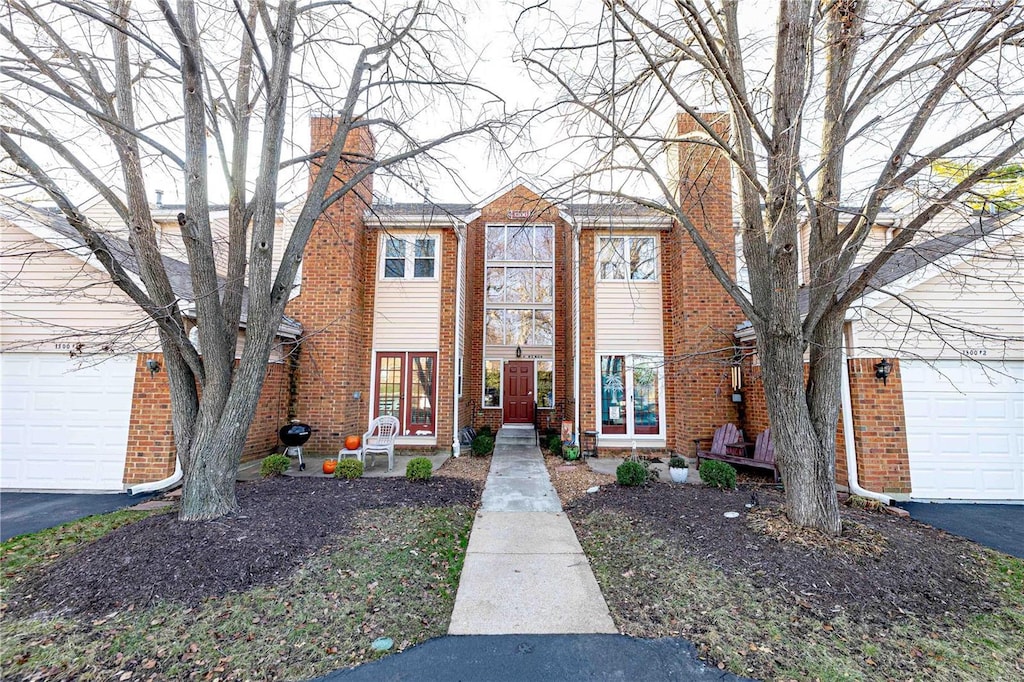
[
  {"left": 1, "top": 0, "right": 509, "bottom": 520},
  {"left": 522, "top": 0, "right": 1024, "bottom": 533}
]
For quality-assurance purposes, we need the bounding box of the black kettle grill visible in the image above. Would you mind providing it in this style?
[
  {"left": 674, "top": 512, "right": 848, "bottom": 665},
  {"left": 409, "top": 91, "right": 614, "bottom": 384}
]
[{"left": 278, "top": 420, "right": 312, "bottom": 470}]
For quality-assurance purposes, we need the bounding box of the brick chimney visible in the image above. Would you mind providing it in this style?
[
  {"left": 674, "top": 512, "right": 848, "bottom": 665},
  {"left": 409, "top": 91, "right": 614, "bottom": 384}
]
[
  {"left": 285, "top": 117, "right": 376, "bottom": 451},
  {"left": 661, "top": 112, "right": 744, "bottom": 454}
]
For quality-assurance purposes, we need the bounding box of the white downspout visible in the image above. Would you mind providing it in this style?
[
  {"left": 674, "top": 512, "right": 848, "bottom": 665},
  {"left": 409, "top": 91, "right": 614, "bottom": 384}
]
[
  {"left": 126, "top": 456, "right": 183, "bottom": 496},
  {"left": 573, "top": 223, "right": 581, "bottom": 436},
  {"left": 451, "top": 225, "right": 464, "bottom": 457},
  {"left": 840, "top": 345, "right": 892, "bottom": 505}
]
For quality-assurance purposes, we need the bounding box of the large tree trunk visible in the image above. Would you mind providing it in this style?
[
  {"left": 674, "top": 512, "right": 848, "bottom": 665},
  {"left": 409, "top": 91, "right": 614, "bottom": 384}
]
[{"left": 756, "top": 323, "right": 843, "bottom": 535}]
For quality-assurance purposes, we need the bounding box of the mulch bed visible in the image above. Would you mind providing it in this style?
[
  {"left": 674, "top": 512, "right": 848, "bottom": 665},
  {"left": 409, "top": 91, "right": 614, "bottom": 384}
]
[
  {"left": 565, "top": 483, "right": 998, "bottom": 623},
  {"left": 7, "top": 473, "right": 481, "bottom": 618}
]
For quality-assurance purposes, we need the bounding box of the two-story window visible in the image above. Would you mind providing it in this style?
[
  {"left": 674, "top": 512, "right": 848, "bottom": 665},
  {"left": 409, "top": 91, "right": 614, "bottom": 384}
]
[
  {"left": 598, "top": 236, "right": 657, "bottom": 281},
  {"left": 382, "top": 235, "right": 437, "bottom": 279}
]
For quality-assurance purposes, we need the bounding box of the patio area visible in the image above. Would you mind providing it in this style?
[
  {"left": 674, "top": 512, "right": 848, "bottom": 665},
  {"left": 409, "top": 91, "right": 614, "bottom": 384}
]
[{"left": 237, "top": 451, "right": 452, "bottom": 482}]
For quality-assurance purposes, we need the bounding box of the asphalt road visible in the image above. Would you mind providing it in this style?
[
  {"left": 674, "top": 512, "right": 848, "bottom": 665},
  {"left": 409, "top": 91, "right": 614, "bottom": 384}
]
[
  {"left": 0, "top": 491, "right": 154, "bottom": 541},
  {"left": 897, "top": 501, "right": 1023, "bottom": 559}
]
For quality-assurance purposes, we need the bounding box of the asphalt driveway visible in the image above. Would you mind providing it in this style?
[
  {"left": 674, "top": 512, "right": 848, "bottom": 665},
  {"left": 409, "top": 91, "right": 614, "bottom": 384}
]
[
  {"left": 897, "top": 502, "right": 1023, "bottom": 559},
  {"left": 0, "top": 491, "right": 154, "bottom": 541}
]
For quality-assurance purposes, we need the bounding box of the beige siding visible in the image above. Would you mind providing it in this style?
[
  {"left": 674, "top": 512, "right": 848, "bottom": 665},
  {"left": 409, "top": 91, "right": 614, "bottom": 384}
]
[
  {"left": 372, "top": 230, "right": 442, "bottom": 350},
  {"left": 594, "top": 281, "right": 664, "bottom": 353},
  {"left": 853, "top": 233, "right": 1024, "bottom": 360},
  {"left": 1, "top": 224, "right": 160, "bottom": 352}
]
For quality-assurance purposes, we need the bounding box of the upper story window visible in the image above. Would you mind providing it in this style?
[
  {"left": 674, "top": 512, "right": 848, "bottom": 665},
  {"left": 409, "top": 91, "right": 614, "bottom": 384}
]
[
  {"left": 487, "top": 225, "right": 554, "bottom": 262},
  {"left": 382, "top": 235, "right": 437, "bottom": 280},
  {"left": 598, "top": 235, "right": 657, "bottom": 281}
]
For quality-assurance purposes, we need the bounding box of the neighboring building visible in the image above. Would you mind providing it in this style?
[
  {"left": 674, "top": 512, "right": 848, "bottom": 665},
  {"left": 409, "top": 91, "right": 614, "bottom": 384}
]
[
  {"left": 0, "top": 198, "right": 297, "bottom": 492},
  {"left": 2, "top": 112, "right": 1021, "bottom": 501}
]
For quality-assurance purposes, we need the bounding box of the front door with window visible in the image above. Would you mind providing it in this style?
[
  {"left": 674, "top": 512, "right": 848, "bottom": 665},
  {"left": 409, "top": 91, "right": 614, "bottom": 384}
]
[
  {"left": 600, "top": 355, "right": 662, "bottom": 437},
  {"left": 503, "top": 361, "right": 534, "bottom": 424},
  {"left": 374, "top": 352, "right": 437, "bottom": 435}
]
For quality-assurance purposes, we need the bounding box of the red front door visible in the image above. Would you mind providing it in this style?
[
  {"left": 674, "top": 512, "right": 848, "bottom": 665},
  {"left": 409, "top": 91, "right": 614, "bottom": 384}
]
[{"left": 503, "top": 361, "right": 535, "bottom": 424}]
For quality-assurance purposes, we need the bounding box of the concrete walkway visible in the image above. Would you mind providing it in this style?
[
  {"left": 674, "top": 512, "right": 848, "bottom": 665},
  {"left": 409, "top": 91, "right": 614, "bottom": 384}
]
[{"left": 448, "top": 429, "right": 617, "bottom": 635}]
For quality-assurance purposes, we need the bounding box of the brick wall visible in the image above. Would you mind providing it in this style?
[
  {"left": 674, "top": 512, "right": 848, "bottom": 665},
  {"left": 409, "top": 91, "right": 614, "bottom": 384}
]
[
  {"left": 462, "top": 186, "right": 571, "bottom": 434},
  {"left": 663, "top": 112, "right": 744, "bottom": 454},
  {"left": 739, "top": 352, "right": 910, "bottom": 494},
  {"left": 578, "top": 229, "right": 597, "bottom": 436},
  {"left": 123, "top": 352, "right": 291, "bottom": 485},
  {"left": 436, "top": 230, "right": 458, "bottom": 450},
  {"left": 286, "top": 118, "right": 374, "bottom": 453}
]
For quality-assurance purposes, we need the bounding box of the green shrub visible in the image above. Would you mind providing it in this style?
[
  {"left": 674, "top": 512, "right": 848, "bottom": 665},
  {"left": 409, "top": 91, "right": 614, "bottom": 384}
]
[
  {"left": 699, "top": 460, "right": 737, "bottom": 489},
  {"left": 563, "top": 445, "right": 580, "bottom": 461},
  {"left": 476, "top": 425, "right": 493, "bottom": 437},
  {"left": 616, "top": 460, "right": 648, "bottom": 486},
  {"left": 406, "top": 457, "right": 433, "bottom": 481},
  {"left": 472, "top": 434, "right": 495, "bottom": 456},
  {"left": 547, "top": 435, "right": 562, "bottom": 457},
  {"left": 334, "top": 458, "right": 364, "bottom": 480},
  {"left": 260, "top": 453, "right": 291, "bottom": 477},
  {"left": 668, "top": 455, "right": 688, "bottom": 469}
]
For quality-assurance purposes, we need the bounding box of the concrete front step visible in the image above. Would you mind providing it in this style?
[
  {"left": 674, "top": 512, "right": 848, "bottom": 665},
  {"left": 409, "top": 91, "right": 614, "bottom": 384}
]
[{"left": 495, "top": 427, "right": 537, "bottom": 446}]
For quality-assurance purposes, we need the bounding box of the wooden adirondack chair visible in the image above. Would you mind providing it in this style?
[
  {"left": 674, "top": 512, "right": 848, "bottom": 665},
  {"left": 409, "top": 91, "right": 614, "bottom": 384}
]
[
  {"left": 709, "top": 427, "right": 779, "bottom": 482},
  {"left": 694, "top": 423, "right": 743, "bottom": 465}
]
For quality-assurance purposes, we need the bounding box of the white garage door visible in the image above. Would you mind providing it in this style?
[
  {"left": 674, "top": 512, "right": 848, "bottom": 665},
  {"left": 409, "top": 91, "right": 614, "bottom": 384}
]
[
  {"left": 902, "top": 359, "right": 1024, "bottom": 500},
  {"left": 1, "top": 353, "right": 136, "bottom": 491}
]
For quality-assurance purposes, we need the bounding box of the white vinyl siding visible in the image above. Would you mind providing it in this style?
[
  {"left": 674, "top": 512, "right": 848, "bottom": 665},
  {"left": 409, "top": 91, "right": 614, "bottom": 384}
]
[
  {"left": 595, "top": 282, "right": 664, "bottom": 353},
  {"left": 853, "top": 233, "right": 1024, "bottom": 360},
  {"left": 0, "top": 224, "right": 159, "bottom": 352},
  {"left": 372, "top": 230, "right": 442, "bottom": 350}
]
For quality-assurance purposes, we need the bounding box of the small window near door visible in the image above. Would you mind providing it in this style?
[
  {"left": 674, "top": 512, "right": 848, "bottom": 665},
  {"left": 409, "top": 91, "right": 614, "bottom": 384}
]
[
  {"left": 484, "top": 359, "right": 501, "bottom": 407},
  {"left": 537, "top": 360, "right": 554, "bottom": 409}
]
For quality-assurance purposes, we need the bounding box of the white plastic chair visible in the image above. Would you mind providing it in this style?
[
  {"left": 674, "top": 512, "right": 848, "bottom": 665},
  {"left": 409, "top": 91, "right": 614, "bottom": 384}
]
[{"left": 362, "top": 415, "right": 400, "bottom": 472}]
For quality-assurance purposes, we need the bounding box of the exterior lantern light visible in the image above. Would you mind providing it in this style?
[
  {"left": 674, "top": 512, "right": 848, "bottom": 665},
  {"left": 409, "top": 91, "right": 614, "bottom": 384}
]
[
  {"left": 874, "top": 358, "right": 892, "bottom": 385},
  {"left": 516, "top": 345, "right": 522, "bottom": 358}
]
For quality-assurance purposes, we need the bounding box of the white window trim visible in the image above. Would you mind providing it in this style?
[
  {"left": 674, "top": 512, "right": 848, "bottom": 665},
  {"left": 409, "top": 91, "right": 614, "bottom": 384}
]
[
  {"left": 483, "top": 358, "right": 503, "bottom": 409},
  {"left": 380, "top": 233, "right": 440, "bottom": 281},
  {"left": 595, "top": 352, "right": 666, "bottom": 438},
  {"left": 597, "top": 235, "right": 659, "bottom": 282}
]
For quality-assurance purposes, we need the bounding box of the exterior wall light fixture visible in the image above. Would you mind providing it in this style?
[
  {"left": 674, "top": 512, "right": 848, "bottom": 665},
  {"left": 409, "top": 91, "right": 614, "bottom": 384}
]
[
  {"left": 516, "top": 345, "right": 522, "bottom": 358},
  {"left": 146, "top": 358, "right": 162, "bottom": 376},
  {"left": 874, "top": 358, "right": 892, "bottom": 385}
]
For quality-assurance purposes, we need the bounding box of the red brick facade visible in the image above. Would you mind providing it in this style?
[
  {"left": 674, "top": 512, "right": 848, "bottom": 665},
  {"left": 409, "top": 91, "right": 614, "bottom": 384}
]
[{"left": 122, "top": 353, "right": 291, "bottom": 485}]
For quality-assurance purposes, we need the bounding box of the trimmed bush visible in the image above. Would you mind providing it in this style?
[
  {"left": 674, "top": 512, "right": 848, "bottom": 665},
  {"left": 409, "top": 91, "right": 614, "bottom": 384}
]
[
  {"left": 260, "top": 454, "right": 291, "bottom": 477},
  {"left": 547, "top": 434, "right": 562, "bottom": 457},
  {"left": 476, "top": 425, "right": 493, "bottom": 437},
  {"left": 668, "top": 455, "right": 688, "bottom": 469},
  {"left": 699, "top": 460, "right": 737, "bottom": 490},
  {"left": 406, "top": 457, "right": 433, "bottom": 481},
  {"left": 334, "top": 458, "right": 364, "bottom": 480},
  {"left": 616, "top": 460, "right": 648, "bottom": 486},
  {"left": 472, "top": 434, "right": 495, "bottom": 456}
]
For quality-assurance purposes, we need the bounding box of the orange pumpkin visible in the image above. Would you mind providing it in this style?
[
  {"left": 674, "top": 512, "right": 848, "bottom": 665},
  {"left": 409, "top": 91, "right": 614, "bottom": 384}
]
[
  {"left": 322, "top": 459, "right": 338, "bottom": 475},
  {"left": 344, "top": 435, "right": 361, "bottom": 450}
]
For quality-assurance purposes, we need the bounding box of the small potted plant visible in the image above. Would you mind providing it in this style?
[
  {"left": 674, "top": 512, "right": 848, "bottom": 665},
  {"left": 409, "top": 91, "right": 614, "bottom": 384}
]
[
  {"left": 668, "top": 455, "right": 689, "bottom": 483},
  {"left": 563, "top": 444, "right": 580, "bottom": 461}
]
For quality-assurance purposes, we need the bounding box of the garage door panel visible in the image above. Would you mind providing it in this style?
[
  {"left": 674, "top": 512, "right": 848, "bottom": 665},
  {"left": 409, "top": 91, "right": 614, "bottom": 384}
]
[
  {"left": 903, "top": 359, "right": 1023, "bottom": 501},
  {"left": 1, "top": 353, "right": 135, "bottom": 491}
]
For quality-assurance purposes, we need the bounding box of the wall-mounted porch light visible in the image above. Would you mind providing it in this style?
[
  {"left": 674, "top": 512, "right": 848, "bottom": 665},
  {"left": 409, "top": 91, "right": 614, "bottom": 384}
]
[
  {"left": 874, "top": 358, "right": 892, "bottom": 385},
  {"left": 146, "top": 358, "right": 162, "bottom": 376},
  {"left": 516, "top": 345, "right": 522, "bottom": 358}
]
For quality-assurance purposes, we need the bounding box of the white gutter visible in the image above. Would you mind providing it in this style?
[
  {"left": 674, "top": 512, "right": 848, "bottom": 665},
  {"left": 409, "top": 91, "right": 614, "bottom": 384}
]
[
  {"left": 126, "top": 455, "right": 183, "bottom": 496},
  {"left": 451, "top": 224, "right": 465, "bottom": 457},
  {"left": 840, "top": 345, "right": 892, "bottom": 505},
  {"left": 572, "top": 223, "right": 581, "bottom": 437}
]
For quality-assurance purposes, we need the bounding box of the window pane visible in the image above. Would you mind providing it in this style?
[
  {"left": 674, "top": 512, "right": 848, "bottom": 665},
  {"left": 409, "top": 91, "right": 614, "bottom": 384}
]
[
  {"left": 384, "top": 258, "right": 405, "bottom": 278},
  {"left": 537, "top": 360, "right": 553, "bottom": 408},
  {"left": 414, "top": 258, "right": 434, "bottom": 278},
  {"left": 534, "top": 268, "right": 553, "bottom": 303},
  {"left": 506, "top": 226, "right": 533, "bottom": 260},
  {"left": 535, "top": 226, "right": 554, "bottom": 261},
  {"left": 630, "top": 237, "right": 656, "bottom": 280},
  {"left": 484, "top": 359, "right": 501, "bottom": 407},
  {"left": 533, "top": 310, "right": 553, "bottom": 346},
  {"left": 486, "top": 226, "right": 505, "bottom": 260},
  {"left": 485, "top": 309, "right": 504, "bottom": 345},
  {"left": 377, "top": 355, "right": 403, "bottom": 421},
  {"left": 385, "top": 237, "right": 405, "bottom": 258},
  {"left": 414, "top": 238, "right": 434, "bottom": 258},
  {"left": 505, "top": 309, "right": 531, "bottom": 345},
  {"left": 632, "top": 358, "right": 660, "bottom": 434},
  {"left": 598, "top": 237, "right": 625, "bottom": 280},
  {"left": 601, "top": 355, "right": 626, "bottom": 433},
  {"left": 505, "top": 267, "right": 533, "bottom": 303},
  {"left": 409, "top": 355, "right": 434, "bottom": 432},
  {"left": 485, "top": 267, "right": 505, "bottom": 302}
]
